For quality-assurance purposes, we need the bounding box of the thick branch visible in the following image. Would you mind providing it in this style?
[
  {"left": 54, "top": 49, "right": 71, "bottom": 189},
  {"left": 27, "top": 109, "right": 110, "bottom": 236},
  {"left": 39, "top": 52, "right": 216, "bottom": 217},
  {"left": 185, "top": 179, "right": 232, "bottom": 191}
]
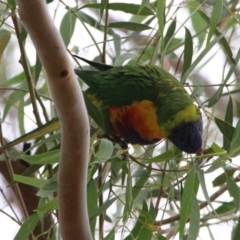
[{"left": 15, "top": 1, "right": 91, "bottom": 239}]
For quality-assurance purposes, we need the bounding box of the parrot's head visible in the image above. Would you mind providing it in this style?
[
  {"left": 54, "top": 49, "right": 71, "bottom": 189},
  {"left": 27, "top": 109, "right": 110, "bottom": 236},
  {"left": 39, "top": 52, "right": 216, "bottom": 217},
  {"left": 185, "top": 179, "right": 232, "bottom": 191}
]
[{"left": 168, "top": 118, "right": 203, "bottom": 153}]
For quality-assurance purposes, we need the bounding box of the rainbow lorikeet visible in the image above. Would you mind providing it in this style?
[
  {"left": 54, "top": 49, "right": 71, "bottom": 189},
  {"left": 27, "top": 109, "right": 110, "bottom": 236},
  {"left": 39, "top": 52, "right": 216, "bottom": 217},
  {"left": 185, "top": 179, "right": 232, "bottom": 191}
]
[{"left": 74, "top": 56, "right": 203, "bottom": 154}]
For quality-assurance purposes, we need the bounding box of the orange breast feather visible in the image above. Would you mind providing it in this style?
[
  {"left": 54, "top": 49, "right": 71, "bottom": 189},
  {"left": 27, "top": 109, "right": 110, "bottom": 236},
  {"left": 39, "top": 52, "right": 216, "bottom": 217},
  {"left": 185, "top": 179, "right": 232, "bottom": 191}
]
[{"left": 109, "top": 100, "right": 164, "bottom": 145}]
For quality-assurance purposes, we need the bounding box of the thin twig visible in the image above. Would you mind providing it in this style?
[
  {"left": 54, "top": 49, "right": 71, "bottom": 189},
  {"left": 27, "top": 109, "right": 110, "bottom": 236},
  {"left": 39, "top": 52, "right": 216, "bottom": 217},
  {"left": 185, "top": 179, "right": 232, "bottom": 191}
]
[
  {"left": 11, "top": 14, "right": 42, "bottom": 127},
  {"left": 0, "top": 208, "right": 20, "bottom": 225},
  {"left": 0, "top": 187, "right": 21, "bottom": 224},
  {"left": 0, "top": 124, "right": 30, "bottom": 227},
  {"left": 154, "top": 160, "right": 168, "bottom": 215}
]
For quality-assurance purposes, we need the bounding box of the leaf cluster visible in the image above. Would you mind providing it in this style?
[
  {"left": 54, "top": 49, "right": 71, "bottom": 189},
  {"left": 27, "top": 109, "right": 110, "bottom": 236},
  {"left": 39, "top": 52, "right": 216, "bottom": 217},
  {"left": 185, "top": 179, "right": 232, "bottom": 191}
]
[{"left": 1, "top": 0, "right": 240, "bottom": 239}]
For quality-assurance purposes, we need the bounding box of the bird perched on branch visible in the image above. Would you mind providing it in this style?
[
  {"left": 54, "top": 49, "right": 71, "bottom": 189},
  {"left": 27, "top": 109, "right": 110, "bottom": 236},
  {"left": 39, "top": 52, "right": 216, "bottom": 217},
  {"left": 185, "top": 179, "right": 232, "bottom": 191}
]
[{"left": 74, "top": 56, "right": 203, "bottom": 154}]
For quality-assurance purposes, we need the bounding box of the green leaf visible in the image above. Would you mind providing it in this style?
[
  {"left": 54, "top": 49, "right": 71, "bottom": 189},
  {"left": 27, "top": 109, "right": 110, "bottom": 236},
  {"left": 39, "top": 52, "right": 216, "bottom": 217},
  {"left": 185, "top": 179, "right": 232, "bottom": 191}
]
[
  {"left": 164, "top": 19, "right": 176, "bottom": 49},
  {"left": 236, "top": 101, "right": 240, "bottom": 118},
  {"left": 138, "top": 225, "right": 152, "bottom": 240},
  {"left": 19, "top": 149, "right": 60, "bottom": 165},
  {"left": 208, "top": 49, "right": 240, "bottom": 107},
  {"left": 212, "top": 167, "right": 236, "bottom": 187},
  {"left": 222, "top": 96, "right": 234, "bottom": 151},
  {"left": 37, "top": 197, "right": 58, "bottom": 214},
  {"left": 100, "top": 0, "right": 108, "bottom": 18},
  {"left": 225, "top": 96, "right": 233, "bottom": 125},
  {"left": 206, "top": 0, "right": 223, "bottom": 46},
  {"left": 104, "top": 228, "right": 115, "bottom": 240},
  {"left": 60, "top": 11, "right": 76, "bottom": 47},
  {"left": 207, "top": 85, "right": 223, "bottom": 108},
  {"left": 37, "top": 198, "right": 46, "bottom": 230},
  {"left": 225, "top": 47, "right": 240, "bottom": 78},
  {"left": 204, "top": 202, "right": 235, "bottom": 220},
  {"left": 124, "top": 203, "right": 147, "bottom": 240},
  {"left": 205, "top": 157, "right": 224, "bottom": 174},
  {"left": 230, "top": 119, "right": 240, "bottom": 157},
  {"left": 80, "top": 3, "right": 153, "bottom": 16},
  {"left": 2, "top": 89, "right": 26, "bottom": 120},
  {"left": 0, "top": 30, "right": 11, "bottom": 62},
  {"left": 182, "top": 27, "right": 193, "bottom": 78},
  {"left": 210, "top": 142, "right": 225, "bottom": 154},
  {"left": 197, "top": 166, "right": 215, "bottom": 212},
  {"left": 179, "top": 167, "right": 197, "bottom": 239},
  {"left": 90, "top": 197, "right": 117, "bottom": 220},
  {"left": 137, "top": 202, "right": 155, "bottom": 239},
  {"left": 20, "top": 164, "right": 43, "bottom": 178},
  {"left": 13, "top": 174, "right": 48, "bottom": 188},
  {"left": 221, "top": 89, "right": 240, "bottom": 98},
  {"left": 187, "top": 2, "right": 206, "bottom": 49},
  {"left": 156, "top": 0, "right": 165, "bottom": 38},
  {"left": 110, "top": 157, "right": 124, "bottom": 180},
  {"left": 136, "top": 0, "right": 150, "bottom": 16},
  {"left": 77, "top": 10, "right": 100, "bottom": 28},
  {"left": 7, "top": 0, "right": 16, "bottom": 10},
  {"left": 108, "top": 22, "right": 152, "bottom": 31},
  {"left": 198, "top": 10, "right": 235, "bottom": 64},
  {"left": 232, "top": 215, "right": 240, "bottom": 240},
  {"left": 165, "top": 38, "right": 183, "bottom": 54},
  {"left": 41, "top": 178, "right": 58, "bottom": 193},
  {"left": 147, "top": 148, "right": 175, "bottom": 163},
  {"left": 87, "top": 179, "right": 98, "bottom": 236},
  {"left": 113, "top": 33, "right": 121, "bottom": 57},
  {"left": 37, "top": 187, "right": 56, "bottom": 198},
  {"left": 114, "top": 53, "right": 138, "bottom": 66},
  {"left": 181, "top": 33, "right": 225, "bottom": 84},
  {"left": 215, "top": 117, "right": 235, "bottom": 152},
  {"left": 215, "top": 117, "right": 235, "bottom": 139},
  {"left": 187, "top": 195, "right": 200, "bottom": 240},
  {"left": 149, "top": 201, "right": 156, "bottom": 221},
  {"left": 78, "top": 11, "right": 115, "bottom": 36},
  {"left": 190, "top": 76, "right": 203, "bottom": 97},
  {"left": 31, "top": 133, "right": 61, "bottom": 150},
  {"left": 0, "top": 118, "right": 60, "bottom": 152},
  {"left": 156, "top": 234, "right": 167, "bottom": 240},
  {"left": 132, "top": 170, "right": 149, "bottom": 200},
  {"left": 95, "top": 139, "right": 113, "bottom": 162},
  {"left": 226, "top": 176, "right": 240, "bottom": 212},
  {"left": 19, "top": 27, "right": 28, "bottom": 41},
  {"left": 83, "top": 92, "right": 103, "bottom": 128},
  {"left": 1, "top": 69, "right": 32, "bottom": 86},
  {"left": 123, "top": 173, "right": 132, "bottom": 222},
  {"left": 14, "top": 213, "right": 39, "bottom": 240}
]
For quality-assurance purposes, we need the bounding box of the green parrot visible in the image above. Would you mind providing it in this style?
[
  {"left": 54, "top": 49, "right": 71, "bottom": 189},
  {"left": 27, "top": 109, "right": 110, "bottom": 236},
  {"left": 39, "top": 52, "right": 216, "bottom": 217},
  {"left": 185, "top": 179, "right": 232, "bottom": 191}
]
[
  {"left": 0, "top": 57, "right": 202, "bottom": 154},
  {"left": 74, "top": 56, "right": 203, "bottom": 154}
]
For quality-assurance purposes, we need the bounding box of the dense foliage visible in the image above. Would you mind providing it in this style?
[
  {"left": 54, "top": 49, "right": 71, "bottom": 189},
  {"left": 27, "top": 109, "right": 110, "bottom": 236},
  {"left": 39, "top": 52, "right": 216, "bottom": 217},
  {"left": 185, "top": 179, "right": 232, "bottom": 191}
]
[{"left": 0, "top": 0, "right": 240, "bottom": 239}]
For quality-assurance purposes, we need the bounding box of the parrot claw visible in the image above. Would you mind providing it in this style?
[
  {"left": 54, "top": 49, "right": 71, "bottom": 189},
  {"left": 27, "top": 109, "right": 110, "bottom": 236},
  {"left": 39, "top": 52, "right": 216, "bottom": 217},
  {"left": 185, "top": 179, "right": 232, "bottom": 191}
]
[{"left": 101, "top": 133, "right": 128, "bottom": 150}]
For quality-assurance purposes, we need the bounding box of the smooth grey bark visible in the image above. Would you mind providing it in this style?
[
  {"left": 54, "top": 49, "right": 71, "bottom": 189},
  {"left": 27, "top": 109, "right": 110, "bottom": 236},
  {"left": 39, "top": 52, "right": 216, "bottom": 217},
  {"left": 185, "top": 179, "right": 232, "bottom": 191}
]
[{"left": 16, "top": 1, "right": 92, "bottom": 239}]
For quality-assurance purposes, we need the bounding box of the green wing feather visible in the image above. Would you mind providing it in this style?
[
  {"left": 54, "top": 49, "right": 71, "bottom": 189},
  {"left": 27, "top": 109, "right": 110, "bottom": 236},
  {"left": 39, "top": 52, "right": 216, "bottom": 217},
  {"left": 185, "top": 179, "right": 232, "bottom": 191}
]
[
  {"left": 75, "top": 65, "right": 193, "bottom": 121},
  {"left": 76, "top": 66, "right": 162, "bottom": 106}
]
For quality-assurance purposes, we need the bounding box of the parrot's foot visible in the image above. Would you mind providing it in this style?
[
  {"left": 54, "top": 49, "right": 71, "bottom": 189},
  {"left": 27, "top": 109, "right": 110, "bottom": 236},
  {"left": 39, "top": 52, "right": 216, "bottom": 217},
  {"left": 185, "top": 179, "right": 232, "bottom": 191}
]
[
  {"left": 102, "top": 133, "right": 128, "bottom": 149},
  {"left": 101, "top": 133, "right": 129, "bottom": 160}
]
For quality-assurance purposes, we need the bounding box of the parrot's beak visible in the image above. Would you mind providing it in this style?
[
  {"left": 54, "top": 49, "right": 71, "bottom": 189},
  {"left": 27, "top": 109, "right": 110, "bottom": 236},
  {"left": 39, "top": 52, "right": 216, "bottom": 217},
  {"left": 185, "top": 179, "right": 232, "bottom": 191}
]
[{"left": 197, "top": 148, "right": 203, "bottom": 156}]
